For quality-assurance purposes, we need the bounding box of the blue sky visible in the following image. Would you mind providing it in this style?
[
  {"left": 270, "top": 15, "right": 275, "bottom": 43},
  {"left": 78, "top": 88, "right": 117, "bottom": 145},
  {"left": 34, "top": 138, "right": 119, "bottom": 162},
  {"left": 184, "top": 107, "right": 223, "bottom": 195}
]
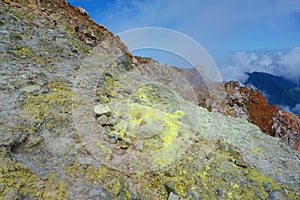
[
  {"left": 67, "top": 0, "right": 300, "bottom": 80},
  {"left": 68, "top": 0, "right": 300, "bottom": 50}
]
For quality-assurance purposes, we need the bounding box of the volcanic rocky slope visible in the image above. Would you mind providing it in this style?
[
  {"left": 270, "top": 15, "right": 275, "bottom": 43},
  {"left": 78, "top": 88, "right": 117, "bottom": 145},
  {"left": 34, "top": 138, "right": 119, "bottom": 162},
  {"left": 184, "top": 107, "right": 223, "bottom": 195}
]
[
  {"left": 169, "top": 67, "right": 300, "bottom": 151},
  {"left": 0, "top": 0, "right": 300, "bottom": 199}
]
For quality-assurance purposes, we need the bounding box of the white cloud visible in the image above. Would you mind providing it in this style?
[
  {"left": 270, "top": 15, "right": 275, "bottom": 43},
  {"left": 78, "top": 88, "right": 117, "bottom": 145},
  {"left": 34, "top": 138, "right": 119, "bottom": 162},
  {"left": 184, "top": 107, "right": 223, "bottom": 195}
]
[
  {"left": 95, "top": 0, "right": 300, "bottom": 52},
  {"left": 219, "top": 47, "right": 300, "bottom": 83},
  {"left": 278, "top": 47, "right": 300, "bottom": 82},
  {"left": 219, "top": 64, "right": 249, "bottom": 83},
  {"left": 259, "top": 55, "right": 273, "bottom": 66}
]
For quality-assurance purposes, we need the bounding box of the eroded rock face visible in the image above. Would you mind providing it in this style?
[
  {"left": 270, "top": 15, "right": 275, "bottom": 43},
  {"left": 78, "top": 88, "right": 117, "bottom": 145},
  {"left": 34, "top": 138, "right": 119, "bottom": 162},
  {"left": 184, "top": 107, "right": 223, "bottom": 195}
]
[
  {"left": 233, "top": 82, "right": 300, "bottom": 151},
  {"left": 190, "top": 80, "right": 300, "bottom": 151},
  {"left": 272, "top": 110, "right": 300, "bottom": 151},
  {"left": 224, "top": 81, "right": 250, "bottom": 119}
]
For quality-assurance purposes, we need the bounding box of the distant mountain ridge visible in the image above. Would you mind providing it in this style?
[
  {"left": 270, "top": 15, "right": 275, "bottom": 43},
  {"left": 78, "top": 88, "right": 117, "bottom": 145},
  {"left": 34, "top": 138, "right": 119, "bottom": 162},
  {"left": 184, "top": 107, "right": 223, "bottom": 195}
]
[{"left": 244, "top": 71, "right": 300, "bottom": 114}]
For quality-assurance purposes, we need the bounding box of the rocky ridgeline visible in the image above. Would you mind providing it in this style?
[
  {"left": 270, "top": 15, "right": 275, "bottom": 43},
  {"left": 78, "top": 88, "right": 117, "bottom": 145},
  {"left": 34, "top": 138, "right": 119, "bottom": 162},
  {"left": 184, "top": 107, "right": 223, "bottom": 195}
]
[
  {"left": 213, "top": 81, "right": 300, "bottom": 151},
  {"left": 152, "top": 66, "right": 300, "bottom": 151},
  {"left": 0, "top": 0, "right": 300, "bottom": 199}
]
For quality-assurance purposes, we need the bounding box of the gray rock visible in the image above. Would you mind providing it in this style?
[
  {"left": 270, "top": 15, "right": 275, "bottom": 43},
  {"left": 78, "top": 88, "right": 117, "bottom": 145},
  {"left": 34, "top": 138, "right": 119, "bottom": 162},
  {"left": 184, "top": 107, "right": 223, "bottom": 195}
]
[
  {"left": 216, "top": 188, "right": 223, "bottom": 197},
  {"left": 134, "top": 140, "right": 143, "bottom": 151},
  {"left": 168, "top": 192, "right": 180, "bottom": 200},
  {"left": 205, "top": 152, "right": 213, "bottom": 160},
  {"left": 123, "top": 88, "right": 132, "bottom": 95},
  {"left": 106, "top": 117, "right": 116, "bottom": 126},
  {"left": 94, "top": 104, "right": 111, "bottom": 116},
  {"left": 107, "top": 133, "right": 118, "bottom": 144},
  {"left": 123, "top": 137, "right": 132, "bottom": 145},
  {"left": 264, "top": 182, "right": 271, "bottom": 192},
  {"left": 97, "top": 115, "right": 108, "bottom": 125},
  {"left": 234, "top": 159, "right": 249, "bottom": 168},
  {"left": 164, "top": 181, "right": 180, "bottom": 195}
]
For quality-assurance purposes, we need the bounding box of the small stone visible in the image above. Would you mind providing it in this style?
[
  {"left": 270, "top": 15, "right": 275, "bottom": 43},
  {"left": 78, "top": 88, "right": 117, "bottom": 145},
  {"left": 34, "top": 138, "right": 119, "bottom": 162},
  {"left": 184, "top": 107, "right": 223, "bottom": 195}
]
[
  {"left": 88, "top": 30, "right": 97, "bottom": 40},
  {"left": 234, "top": 159, "right": 249, "bottom": 168},
  {"left": 205, "top": 152, "right": 212, "bottom": 160},
  {"left": 107, "top": 133, "right": 118, "bottom": 144},
  {"left": 164, "top": 181, "right": 181, "bottom": 196},
  {"left": 103, "top": 72, "right": 113, "bottom": 78},
  {"left": 120, "top": 143, "right": 128, "bottom": 149},
  {"left": 216, "top": 188, "right": 223, "bottom": 197},
  {"left": 94, "top": 104, "right": 111, "bottom": 116},
  {"left": 168, "top": 192, "right": 179, "bottom": 200},
  {"left": 134, "top": 140, "right": 143, "bottom": 151},
  {"left": 123, "top": 88, "right": 132, "bottom": 95},
  {"left": 132, "top": 57, "right": 138, "bottom": 65},
  {"left": 264, "top": 182, "right": 271, "bottom": 192},
  {"left": 123, "top": 137, "right": 132, "bottom": 145},
  {"left": 98, "top": 115, "right": 108, "bottom": 125},
  {"left": 4, "top": 0, "right": 10, "bottom": 4},
  {"left": 106, "top": 117, "right": 116, "bottom": 126}
]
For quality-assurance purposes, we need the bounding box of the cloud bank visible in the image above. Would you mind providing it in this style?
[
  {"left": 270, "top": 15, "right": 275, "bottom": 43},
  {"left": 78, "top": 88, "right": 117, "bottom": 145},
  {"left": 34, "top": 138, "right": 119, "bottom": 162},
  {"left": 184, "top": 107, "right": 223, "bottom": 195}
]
[
  {"left": 220, "top": 47, "right": 300, "bottom": 114},
  {"left": 220, "top": 47, "right": 300, "bottom": 84}
]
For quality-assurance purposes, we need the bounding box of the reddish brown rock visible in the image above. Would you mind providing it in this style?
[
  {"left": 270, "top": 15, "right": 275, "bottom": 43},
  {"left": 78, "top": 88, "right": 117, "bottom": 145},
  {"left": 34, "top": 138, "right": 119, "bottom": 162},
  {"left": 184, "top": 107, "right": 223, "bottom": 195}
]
[
  {"left": 247, "top": 89, "right": 278, "bottom": 136},
  {"left": 5, "top": 0, "right": 122, "bottom": 48},
  {"left": 172, "top": 78, "right": 300, "bottom": 151},
  {"left": 223, "top": 83, "right": 300, "bottom": 151},
  {"left": 134, "top": 56, "right": 154, "bottom": 64},
  {"left": 223, "top": 82, "right": 300, "bottom": 151}
]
